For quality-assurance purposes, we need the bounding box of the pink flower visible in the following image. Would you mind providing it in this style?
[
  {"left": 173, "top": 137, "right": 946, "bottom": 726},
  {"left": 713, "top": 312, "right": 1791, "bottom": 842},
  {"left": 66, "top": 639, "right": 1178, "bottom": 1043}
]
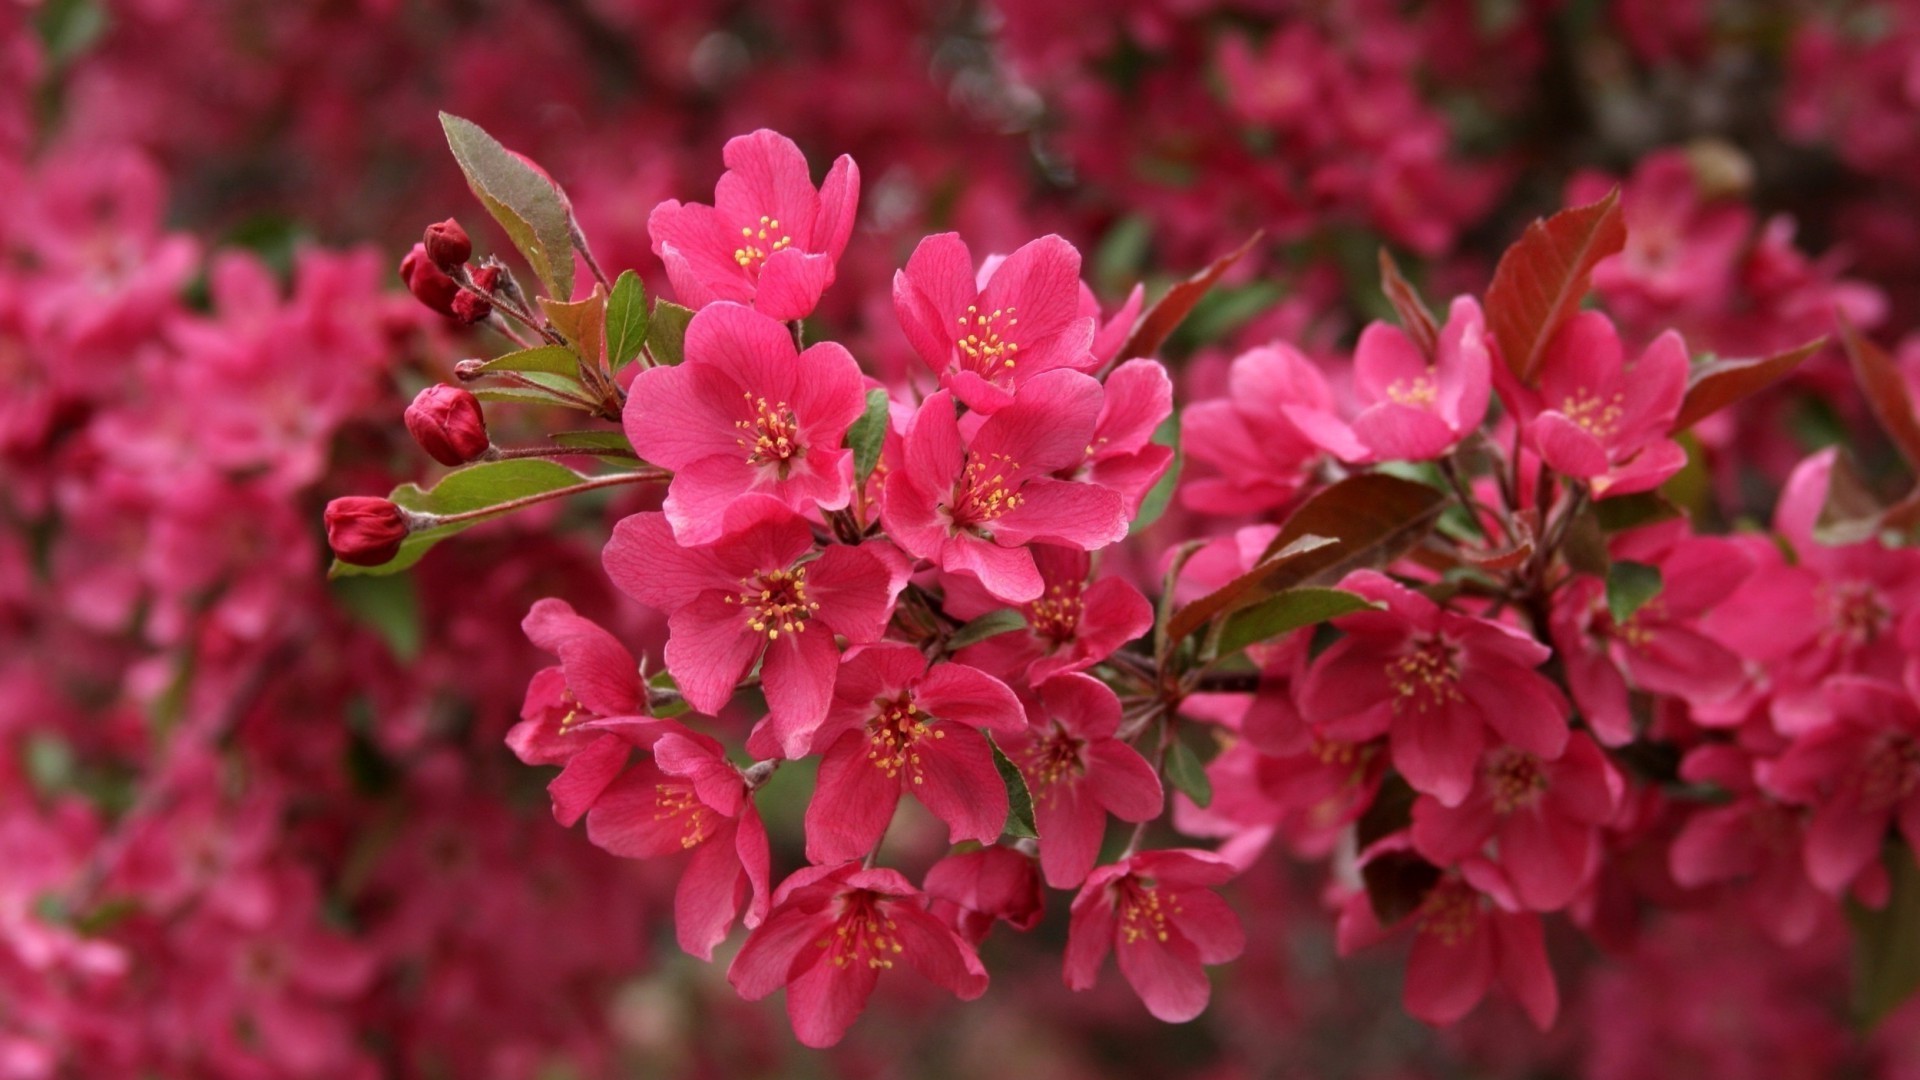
[
  {"left": 1080, "top": 279, "right": 1145, "bottom": 369},
  {"left": 881, "top": 372, "right": 1127, "bottom": 603},
  {"left": 1502, "top": 311, "right": 1690, "bottom": 498},
  {"left": 1060, "top": 358, "right": 1177, "bottom": 514},
  {"left": 583, "top": 729, "right": 772, "bottom": 959},
  {"left": 647, "top": 129, "right": 858, "bottom": 321},
  {"left": 924, "top": 845, "right": 1045, "bottom": 946},
  {"left": 601, "top": 501, "right": 897, "bottom": 758},
  {"left": 505, "top": 599, "right": 661, "bottom": 827},
  {"left": 1762, "top": 672, "right": 1920, "bottom": 896},
  {"left": 1180, "top": 344, "right": 1335, "bottom": 514},
  {"left": 1668, "top": 744, "right": 1828, "bottom": 944},
  {"left": 893, "top": 232, "right": 1096, "bottom": 413},
  {"left": 1000, "top": 674, "right": 1163, "bottom": 888},
  {"left": 624, "top": 302, "right": 866, "bottom": 545},
  {"left": 1063, "top": 849, "right": 1245, "bottom": 1022},
  {"left": 942, "top": 544, "right": 1154, "bottom": 687},
  {"left": 728, "top": 863, "right": 987, "bottom": 1048},
  {"left": 1410, "top": 732, "right": 1623, "bottom": 911},
  {"left": 802, "top": 643, "right": 1026, "bottom": 863},
  {"left": 1287, "top": 297, "right": 1493, "bottom": 463},
  {"left": 1297, "top": 571, "right": 1570, "bottom": 808}
]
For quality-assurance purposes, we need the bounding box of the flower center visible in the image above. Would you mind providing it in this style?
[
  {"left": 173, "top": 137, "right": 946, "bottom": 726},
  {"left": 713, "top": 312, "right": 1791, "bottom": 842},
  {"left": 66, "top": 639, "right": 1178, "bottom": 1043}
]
[
  {"left": 1021, "top": 727, "right": 1085, "bottom": 802},
  {"left": 866, "top": 692, "right": 944, "bottom": 783},
  {"left": 736, "top": 392, "right": 804, "bottom": 471},
  {"left": 954, "top": 304, "right": 1021, "bottom": 381},
  {"left": 1487, "top": 749, "right": 1547, "bottom": 813},
  {"left": 1416, "top": 880, "right": 1480, "bottom": 946},
  {"left": 1386, "top": 374, "right": 1438, "bottom": 407},
  {"left": 733, "top": 215, "right": 793, "bottom": 277},
  {"left": 653, "top": 781, "right": 716, "bottom": 849},
  {"left": 818, "top": 893, "right": 903, "bottom": 970},
  {"left": 950, "top": 452, "right": 1024, "bottom": 532},
  {"left": 1118, "top": 880, "right": 1181, "bottom": 945},
  {"left": 1859, "top": 736, "right": 1920, "bottom": 812},
  {"left": 1821, "top": 580, "right": 1888, "bottom": 648},
  {"left": 1560, "top": 389, "right": 1625, "bottom": 439},
  {"left": 1026, "top": 582, "right": 1084, "bottom": 642},
  {"left": 727, "top": 565, "right": 818, "bottom": 640},
  {"left": 1386, "top": 636, "right": 1462, "bottom": 714}
]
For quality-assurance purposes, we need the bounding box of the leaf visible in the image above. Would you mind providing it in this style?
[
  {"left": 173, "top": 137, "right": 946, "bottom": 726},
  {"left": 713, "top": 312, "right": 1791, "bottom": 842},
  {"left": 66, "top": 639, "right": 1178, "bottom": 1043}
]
[
  {"left": 1605, "top": 560, "right": 1663, "bottom": 624},
  {"left": 1129, "top": 412, "right": 1181, "bottom": 535},
  {"left": 1216, "top": 587, "right": 1376, "bottom": 657},
  {"left": 330, "top": 575, "right": 422, "bottom": 660},
  {"left": 439, "top": 113, "right": 575, "bottom": 300},
  {"left": 330, "top": 459, "right": 587, "bottom": 578},
  {"left": 1116, "top": 230, "right": 1263, "bottom": 361},
  {"left": 949, "top": 608, "right": 1027, "bottom": 650},
  {"left": 604, "top": 270, "right": 649, "bottom": 371},
  {"left": 847, "top": 388, "right": 890, "bottom": 484},
  {"left": 1378, "top": 249, "right": 1439, "bottom": 358},
  {"left": 471, "top": 344, "right": 581, "bottom": 377},
  {"left": 646, "top": 299, "right": 696, "bottom": 366},
  {"left": 540, "top": 284, "right": 607, "bottom": 375},
  {"left": 1851, "top": 848, "right": 1920, "bottom": 1030},
  {"left": 470, "top": 385, "right": 587, "bottom": 409},
  {"left": 1841, "top": 315, "right": 1920, "bottom": 469},
  {"left": 1484, "top": 188, "right": 1626, "bottom": 383},
  {"left": 1672, "top": 338, "right": 1826, "bottom": 433},
  {"left": 1164, "top": 734, "right": 1212, "bottom": 809},
  {"left": 987, "top": 734, "right": 1040, "bottom": 840},
  {"left": 1166, "top": 473, "right": 1446, "bottom": 645},
  {"left": 1593, "top": 491, "right": 1680, "bottom": 533},
  {"left": 1562, "top": 506, "right": 1610, "bottom": 577},
  {"left": 550, "top": 430, "right": 635, "bottom": 453},
  {"left": 1362, "top": 850, "right": 1441, "bottom": 927}
]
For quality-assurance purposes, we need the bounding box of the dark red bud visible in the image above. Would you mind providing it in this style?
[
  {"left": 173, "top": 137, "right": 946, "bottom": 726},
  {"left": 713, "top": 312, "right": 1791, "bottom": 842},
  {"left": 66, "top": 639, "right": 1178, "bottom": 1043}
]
[
  {"left": 399, "top": 243, "right": 459, "bottom": 317},
  {"left": 424, "top": 218, "right": 472, "bottom": 269},
  {"left": 405, "top": 385, "right": 491, "bottom": 466},
  {"left": 468, "top": 265, "right": 502, "bottom": 293},
  {"left": 324, "top": 497, "right": 411, "bottom": 567},
  {"left": 451, "top": 290, "right": 493, "bottom": 325}
]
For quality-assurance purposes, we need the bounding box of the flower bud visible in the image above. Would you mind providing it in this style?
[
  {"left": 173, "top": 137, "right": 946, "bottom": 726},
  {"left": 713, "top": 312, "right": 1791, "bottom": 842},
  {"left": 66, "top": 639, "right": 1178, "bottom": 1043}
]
[
  {"left": 451, "top": 290, "right": 493, "bottom": 325},
  {"left": 399, "top": 243, "right": 459, "bottom": 317},
  {"left": 423, "top": 218, "right": 472, "bottom": 269},
  {"left": 405, "top": 385, "right": 491, "bottom": 465},
  {"left": 324, "top": 497, "right": 411, "bottom": 567}
]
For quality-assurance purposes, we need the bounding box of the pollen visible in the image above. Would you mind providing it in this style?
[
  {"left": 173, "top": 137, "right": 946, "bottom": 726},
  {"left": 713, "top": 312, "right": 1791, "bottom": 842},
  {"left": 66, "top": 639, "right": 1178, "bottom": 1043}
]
[
  {"left": 1560, "top": 389, "right": 1625, "bottom": 439},
  {"left": 1386, "top": 635, "right": 1463, "bottom": 714},
  {"left": 1416, "top": 880, "right": 1480, "bottom": 947},
  {"left": 950, "top": 451, "right": 1024, "bottom": 532},
  {"left": 1021, "top": 726, "right": 1085, "bottom": 804},
  {"left": 725, "top": 565, "right": 820, "bottom": 641},
  {"left": 1118, "top": 880, "right": 1181, "bottom": 946},
  {"left": 1486, "top": 748, "right": 1547, "bottom": 814},
  {"left": 653, "top": 782, "right": 715, "bottom": 849},
  {"left": 1386, "top": 374, "right": 1438, "bottom": 408},
  {"left": 865, "top": 692, "right": 944, "bottom": 782},
  {"left": 733, "top": 215, "right": 793, "bottom": 275},
  {"left": 825, "top": 893, "right": 904, "bottom": 971},
  {"left": 735, "top": 392, "right": 804, "bottom": 471},
  {"left": 954, "top": 304, "right": 1021, "bottom": 380},
  {"left": 1027, "top": 582, "right": 1083, "bottom": 643}
]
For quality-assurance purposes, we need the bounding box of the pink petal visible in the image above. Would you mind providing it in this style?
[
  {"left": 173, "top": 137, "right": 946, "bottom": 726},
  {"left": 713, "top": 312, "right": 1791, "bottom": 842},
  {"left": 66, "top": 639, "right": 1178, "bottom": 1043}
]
[
  {"left": 1116, "top": 925, "right": 1210, "bottom": 1022},
  {"left": 547, "top": 733, "right": 629, "bottom": 827},
  {"left": 976, "top": 234, "right": 1084, "bottom": 348},
  {"left": 1063, "top": 887, "right": 1116, "bottom": 990},
  {"left": 1168, "top": 888, "right": 1245, "bottom": 964},
  {"left": 971, "top": 368, "right": 1107, "bottom": 474},
  {"left": 1530, "top": 412, "right": 1610, "bottom": 479},
  {"left": 624, "top": 358, "right": 751, "bottom": 470},
  {"left": 1462, "top": 670, "right": 1569, "bottom": 760},
  {"left": 1353, "top": 321, "right": 1430, "bottom": 400},
  {"left": 991, "top": 478, "right": 1127, "bottom": 549},
  {"left": 664, "top": 593, "right": 763, "bottom": 716},
  {"left": 1035, "top": 778, "right": 1104, "bottom": 889},
  {"left": 715, "top": 129, "right": 821, "bottom": 250},
  {"left": 759, "top": 626, "right": 841, "bottom": 758},
  {"left": 674, "top": 823, "right": 745, "bottom": 960},
  {"left": 1411, "top": 792, "right": 1499, "bottom": 865},
  {"left": 804, "top": 732, "right": 903, "bottom": 864},
  {"left": 784, "top": 937, "right": 880, "bottom": 1048},
  {"left": 1404, "top": 908, "right": 1495, "bottom": 1025},
  {"left": 753, "top": 248, "right": 835, "bottom": 321},
  {"left": 1392, "top": 699, "right": 1485, "bottom": 808},
  {"left": 916, "top": 662, "right": 1025, "bottom": 734},
  {"left": 1351, "top": 400, "right": 1460, "bottom": 461},
  {"left": 602, "top": 512, "right": 735, "bottom": 612},
  {"left": 1086, "top": 740, "right": 1165, "bottom": 821},
  {"left": 1491, "top": 912, "right": 1559, "bottom": 1030},
  {"left": 813, "top": 155, "right": 860, "bottom": 261},
  {"left": 914, "top": 724, "right": 1010, "bottom": 846},
  {"left": 943, "top": 535, "right": 1044, "bottom": 604},
  {"left": 892, "top": 901, "right": 989, "bottom": 1000},
  {"left": 729, "top": 901, "right": 834, "bottom": 1000},
  {"left": 1805, "top": 787, "right": 1888, "bottom": 894},
  {"left": 1498, "top": 807, "right": 1593, "bottom": 911}
]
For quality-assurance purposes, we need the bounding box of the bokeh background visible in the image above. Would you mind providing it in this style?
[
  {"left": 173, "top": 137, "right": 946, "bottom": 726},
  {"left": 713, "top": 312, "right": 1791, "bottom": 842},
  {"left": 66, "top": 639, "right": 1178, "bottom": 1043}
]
[{"left": 5, "top": 0, "right": 1920, "bottom": 1076}]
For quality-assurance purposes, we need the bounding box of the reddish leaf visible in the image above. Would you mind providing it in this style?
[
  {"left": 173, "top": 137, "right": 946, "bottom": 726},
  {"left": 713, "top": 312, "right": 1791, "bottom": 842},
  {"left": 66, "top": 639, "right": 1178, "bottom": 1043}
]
[
  {"left": 1672, "top": 338, "right": 1826, "bottom": 433},
  {"left": 1841, "top": 315, "right": 1920, "bottom": 469},
  {"left": 1379, "top": 249, "right": 1439, "bottom": 359},
  {"left": 1463, "top": 517, "right": 1535, "bottom": 572},
  {"left": 1117, "top": 231, "right": 1263, "bottom": 361},
  {"left": 1484, "top": 189, "right": 1626, "bottom": 384},
  {"left": 541, "top": 283, "right": 608, "bottom": 375},
  {"left": 1165, "top": 474, "right": 1445, "bottom": 644}
]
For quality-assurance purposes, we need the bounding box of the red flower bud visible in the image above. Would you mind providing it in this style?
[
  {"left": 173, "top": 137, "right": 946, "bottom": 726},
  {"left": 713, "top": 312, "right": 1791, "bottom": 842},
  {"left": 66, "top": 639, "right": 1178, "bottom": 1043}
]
[
  {"left": 324, "top": 497, "right": 411, "bottom": 567},
  {"left": 451, "top": 290, "right": 493, "bottom": 325},
  {"left": 399, "top": 243, "right": 459, "bottom": 317},
  {"left": 468, "top": 265, "right": 502, "bottom": 293},
  {"left": 424, "top": 218, "right": 472, "bottom": 269},
  {"left": 405, "top": 385, "right": 491, "bottom": 465}
]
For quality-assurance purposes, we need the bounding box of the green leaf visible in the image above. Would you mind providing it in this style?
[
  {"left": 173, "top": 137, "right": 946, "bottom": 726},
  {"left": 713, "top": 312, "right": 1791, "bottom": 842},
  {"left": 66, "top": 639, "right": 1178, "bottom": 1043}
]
[
  {"left": 646, "top": 299, "right": 696, "bottom": 366},
  {"left": 949, "top": 609, "right": 1027, "bottom": 650},
  {"left": 472, "top": 344, "right": 582, "bottom": 377},
  {"left": 439, "top": 113, "right": 575, "bottom": 300},
  {"left": 1129, "top": 412, "right": 1181, "bottom": 535},
  {"left": 605, "top": 270, "right": 649, "bottom": 371},
  {"left": 848, "top": 388, "right": 890, "bottom": 485},
  {"left": 330, "top": 574, "right": 423, "bottom": 660},
  {"left": 1165, "top": 734, "right": 1212, "bottom": 809},
  {"left": 1605, "top": 560, "right": 1663, "bottom": 624},
  {"left": 470, "top": 385, "right": 585, "bottom": 409},
  {"left": 1216, "top": 587, "right": 1376, "bottom": 657},
  {"left": 1851, "top": 849, "right": 1920, "bottom": 1030},
  {"left": 987, "top": 734, "right": 1039, "bottom": 840},
  {"left": 330, "top": 459, "right": 587, "bottom": 578},
  {"left": 550, "top": 430, "right": 635, "bottom": 453}
]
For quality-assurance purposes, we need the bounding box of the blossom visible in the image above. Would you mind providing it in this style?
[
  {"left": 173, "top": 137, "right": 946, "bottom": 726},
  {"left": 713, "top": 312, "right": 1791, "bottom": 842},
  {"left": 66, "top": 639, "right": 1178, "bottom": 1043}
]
[
  {"left": 404, "top": 384, "right": 490, "bottom": 466},
  {"left": 623, "top": 302, "right": 867, "bottom": 545},
  {"left": 322, "top": 496, "right": 410, "bottom": 566},
  {"left": 881, "top": 372, "right": 1127, "bottom": 604},
  {"left": 1063, "top": 849, "right": 1245, "bottom": 1022},
  {"left": 999, "top": 674, "right": 1163, "bottom": 888},
  {"left": 1668, "top": 744, "right": 1829, "bottom": 944},
  {"left": 893, "top": 232, "right": 1096, "bottom": 413},
  {"left": 1180, "top": 344, "right": 1336, "bottom": 514},
  {"left": 942, "top": 544, "right": 1154, "bottom": 687},
  {"left": 1297, "top": 571, "right": 1569, "bottom": 807},
  {"left": 583, "top": 729, "right": 772, "bottom": 960},
  {"left": 924, "top": 845, "right": 1045, "bottom": 946},
  {"left": 648, "top": 129, "right": 858, "bottom": 321},
  {"left": 728, "top": 863, "right": 987, "bottom": 1047},
  {"left": 1060, "top": 357, "right": 1177, "bottom": 514},
  {"left": 801, "top": 643, "right": 1026, "bottom": 864},
  {"left": 601, "top": 501, "right": 897, "bottom": 757}
]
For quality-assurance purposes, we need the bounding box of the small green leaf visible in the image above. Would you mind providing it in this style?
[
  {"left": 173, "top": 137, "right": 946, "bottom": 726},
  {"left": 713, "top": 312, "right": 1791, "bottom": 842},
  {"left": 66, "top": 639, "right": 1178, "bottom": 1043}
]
[
  {"left": 1165, "top": 733, "right": 1212, "bottom": 808},
  {"left": 1605, "top": 560, "right": 1663, "bottom": 624},
  {"left": 550, "top": 430, "right": 635, "bottom": 453},
  {"left": 646, "top": 299, "right": 696, "bottom": 366},
  {"left": 472, "top": 344, "right": 581, "bottom": 376},
  {"left": 470, "top": 385, "right": 586, "bottom": 409},
  {"left": 987, "top": 734, "right": 1040, "bottom": 840},
  {"left": 605, "top": 270, "right": 649, "bottom": 371},
  {"left": 1851, "top": 849, "right": 1920, "bottom": 1030},
  {"left": 1129, "top": 411, "right": 1181, "bottom": 535},
  {"left": 330, "top": 574, "right": 423, "bottom": 660},
  {"left": 330, "top": 459, "right": 588, "bottom": 578},
  {"left": 848, "top": 388, "right": 890, "bottom": 485},
  {"left": 439, "top": 113, "right": 575, "bottom": 300},
  {"left": 1216, "top": 587, "right": 1375, "bottom": 657},
  {"left": 949, "top": 609, "right": 1027, "bottom": 650}
]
